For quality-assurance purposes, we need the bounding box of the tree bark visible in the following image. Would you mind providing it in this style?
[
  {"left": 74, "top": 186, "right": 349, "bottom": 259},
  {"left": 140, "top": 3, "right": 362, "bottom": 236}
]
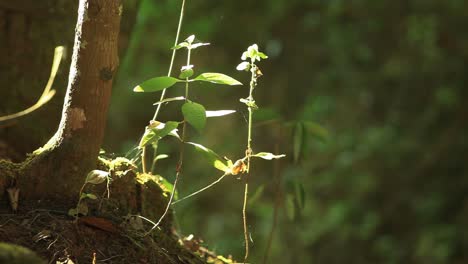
[{"left": 18, "top": 0, "right": 122, "bottom": 205}]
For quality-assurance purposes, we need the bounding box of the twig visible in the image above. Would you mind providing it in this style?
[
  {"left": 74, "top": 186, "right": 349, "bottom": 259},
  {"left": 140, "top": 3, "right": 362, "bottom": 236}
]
[{"left": 172, "top": 173, "right": 228, "bottom": 205}]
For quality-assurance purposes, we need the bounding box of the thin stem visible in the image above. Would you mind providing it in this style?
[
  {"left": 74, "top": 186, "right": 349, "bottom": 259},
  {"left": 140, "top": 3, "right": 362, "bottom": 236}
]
[
  {"left": 172, "top": 173, "right": 228, "bottom": 205},
  {"left": 141, "top": 147, "right": 148, "bottom": 173},
  {"left": 152, "top": 0, "right": 186, "bottom": 121},
  {"left": 144, "top": 46, "right": 192, "bottom": 236},
  {"left": 243, "top": 60, "right": 257, "bottom": 263},
  {"left": 141, "top": 0, "right": 186, "bottom": 173},
  {"left": 242, "top": 181, "right": 249, "bottom": 262}
]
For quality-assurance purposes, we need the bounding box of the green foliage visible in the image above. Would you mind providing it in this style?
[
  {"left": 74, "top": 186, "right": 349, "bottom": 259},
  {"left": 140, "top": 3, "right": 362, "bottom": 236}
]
[
  {"left": 85, "top": 169, "right": 109, "bottom": 185},
  {"left": 186, "top": 142, "right": 229, "bottom": 173},
  {"left": 240, "top": 44, "right": 268, "bottom": 62},
  {"left": 252, "top": 152, "right": 286, "bottom": 160},
  {"left": 182, "top": 101, "right": 206, "bottom": 134},
  {"left": 193, "top": 73, "right": 242, "bottom": 86},
  {"left": 139, "top": 121, "right": 179, "bottom": 148},
  {"left": 133, "top": 76, "right": 181, "bottom": 92},
  {"left": 107, "top": 1, "right": 468, "bottom": 263}
]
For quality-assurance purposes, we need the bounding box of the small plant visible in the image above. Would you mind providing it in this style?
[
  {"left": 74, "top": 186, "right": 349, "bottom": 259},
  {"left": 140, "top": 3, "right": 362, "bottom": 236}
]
[
  {"left": 132, "top": 34, "right": 242, "bottom": 235},
  {"left": 236, "top": 44, "right": 285, "bottom": 262}
]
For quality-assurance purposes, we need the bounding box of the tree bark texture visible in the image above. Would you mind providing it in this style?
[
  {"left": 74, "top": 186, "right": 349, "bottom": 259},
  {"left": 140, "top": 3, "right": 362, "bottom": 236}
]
[{"left": 18, "top": 0, "right": 122, "bottom": 205}]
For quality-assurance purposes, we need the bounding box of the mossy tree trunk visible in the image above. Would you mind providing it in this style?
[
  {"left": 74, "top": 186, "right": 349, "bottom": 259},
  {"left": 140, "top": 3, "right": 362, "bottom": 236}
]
[{"left": 16, "top": 0, "right": 122, "bottom": 205}]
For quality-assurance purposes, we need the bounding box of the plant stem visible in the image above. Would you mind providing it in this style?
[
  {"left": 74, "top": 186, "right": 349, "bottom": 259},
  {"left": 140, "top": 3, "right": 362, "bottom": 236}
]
[
  {"left": 144, "top": 45, "right": 192, "bottom": 236},
  {"left": 172, "top": 173, "right": 228, "bottom": 205},
  {"left": 243, "top": 61, "right": 257, "bottom": 263},
  {"left": 141, "top": 0, "right": 186, "bottom": 173},
  {"left": 153, "top": 0, "right": 186, "bottom": 121}
]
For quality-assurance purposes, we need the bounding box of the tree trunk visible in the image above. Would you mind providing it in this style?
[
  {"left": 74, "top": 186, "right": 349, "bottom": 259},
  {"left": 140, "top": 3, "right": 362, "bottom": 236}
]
[{"left": 17, "top": 0, "right": 122, "bottom": 205}]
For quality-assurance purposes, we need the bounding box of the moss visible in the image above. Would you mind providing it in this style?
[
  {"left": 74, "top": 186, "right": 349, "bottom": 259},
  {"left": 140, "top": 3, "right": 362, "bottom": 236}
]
[{"left": 0, "top": 159, "right": 20, "bottom": 179}]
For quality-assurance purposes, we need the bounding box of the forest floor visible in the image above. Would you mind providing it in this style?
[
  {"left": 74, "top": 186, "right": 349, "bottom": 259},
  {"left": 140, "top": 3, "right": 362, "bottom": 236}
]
[{"left": 0, "top": 204, "right": 234, "bottom": 264}]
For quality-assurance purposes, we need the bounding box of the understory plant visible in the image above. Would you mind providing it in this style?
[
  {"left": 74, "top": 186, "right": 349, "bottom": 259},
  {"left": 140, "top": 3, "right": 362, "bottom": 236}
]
[
  {"left": 133, "top": 41, "right": 285, "bottom": 262},
  {"left": 73, "top": 0, "right": 286, "bottom": 262}
]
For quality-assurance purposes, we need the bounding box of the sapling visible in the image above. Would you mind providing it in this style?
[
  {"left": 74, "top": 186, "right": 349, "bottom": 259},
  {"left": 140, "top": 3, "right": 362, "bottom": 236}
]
[
  {"left": 171, "top": 44, "right": 286, "bottom": 262},
  {"left": 132, "top": 34, "right": 242, "bottom": 235},
  {"left": 237, "top": 44, "right": 286, "bottom": 262}
]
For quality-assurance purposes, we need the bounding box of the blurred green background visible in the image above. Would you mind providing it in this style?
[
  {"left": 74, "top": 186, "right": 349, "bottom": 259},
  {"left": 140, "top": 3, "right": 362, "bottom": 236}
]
[{"left": 102, "top": 0, "right": 468, "bottom": 263}]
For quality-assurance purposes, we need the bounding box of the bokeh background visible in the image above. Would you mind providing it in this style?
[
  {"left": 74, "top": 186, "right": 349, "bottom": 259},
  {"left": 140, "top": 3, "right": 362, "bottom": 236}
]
[
  {"left": 100, "top": 0, "right": 468, "bottom": 263},
  {"left": 3, "top": 0, "right": 467, "bottom": 263}
]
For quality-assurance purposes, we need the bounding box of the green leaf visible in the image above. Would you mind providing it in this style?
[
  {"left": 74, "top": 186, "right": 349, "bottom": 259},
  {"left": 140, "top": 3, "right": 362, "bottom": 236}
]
[
  {"left": 252, "top": 152, "right": 286, "bottom": 160},
  {"left": 191, "top": 42, "right": 210, "bottom": 49},
  {"left": 257, "top": 51, "right": 268, "bottom": 59},
  {"left": 159, "top": 175, "right": 178, "bottom": 199},
  {"left": 81, "top": 193, "right": 98, "bottom": 200},
  {"left": 153, "top": 96, "right": 186, "bottom": 105},
  {"left": 194, "top": 73, "right": 242, "bottom": 86},
  {"left": 139, "top": 121, "right": 179, "bottom": 148},
  {"left": 182, "top": 102, "right": 206, "bottom": 133},
  {"left": 85, "top": 170, "right": 109, "bottom": 184},
  {"left": 293, "top": 122, "right": 304, "bottom": 163},
  {"left": 186, "top": 142, "right": 230, "bottom": 173},
  {"left": 248, "top": 185, "right": 264, "bottom": 205},
  {"left": 179, "top": 68, "right": 194, "bottom": 79},
  {"left": 185, "top": 35, "right": 195, "bottom": 44},
  {"left": 303, "top": 121, "right": 329, "bottom": 142},
  {"left": 206, "top": 110, "right": 236, "bottom": 117},
  {"left": 236, "top": 61, "right": 250, "bottom": 71},
  {"left": 133, "top": 76, "right": 181, "bottom": 92},
  {"left": 240, "top": 98, "right": 258, "bottom": 109},
  {"left": 154, "top": 154, "right": 169, "bottom": 161},
  {"left": 172, "top": 42, "right": 189, "bottom": 50}
]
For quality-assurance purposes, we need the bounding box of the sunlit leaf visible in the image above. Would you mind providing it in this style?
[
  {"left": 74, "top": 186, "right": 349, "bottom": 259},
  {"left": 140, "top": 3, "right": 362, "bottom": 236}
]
[
  {"left": 139, "top": 121, "right": 179, "bottom": 148},
  {"left": 186, "top": 35, "right": 195, "bottom": 44},
  {"left": 153, "top": 96, "right": 186, "bottom": 105},
  {"left": 154, "top": 154, "right": 169, "bottom": 161},
  {"left": 257, "top": 51, "right": 268, "bottom": 59},
  {"left": 136, "top": 173, "right": 178, "bottom": 199},
  {"left": 85, "top": 170, "right": 109, "bottom": 185},
  {"left": 236, "top": 61, "right": 250, "bottom": 71},
  {"left": 133, "top": 76, "right": 181, "bottom": 92},
  {"left": 182, "top": 102, "right": 206, "bottom": 133},
  {"left": 159, "top": 175, "right": 178, "bottom": 199},
  {"left": 252, "top": 152, "right": 286, "bottom": 160},
  {"left": 206, "top": 110, "right": 236, "bottom": 117},
  {"left": 191, "top": 42, "right": 210, "bottom": 49},
  {"left": 194, "top": 73, "right": 242, "bottom": 86},
  {"left": 186, "top": 142, "right": 230, "bottom": 172},
  {"left": 293, "top": 122, "right": 304, "bottom": 163},
  {"left": 172, "top": 42, "right": 189, "bottom": 50},
  {"left": 240, "top": 98, "right": 258, "bottom": 109}
]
